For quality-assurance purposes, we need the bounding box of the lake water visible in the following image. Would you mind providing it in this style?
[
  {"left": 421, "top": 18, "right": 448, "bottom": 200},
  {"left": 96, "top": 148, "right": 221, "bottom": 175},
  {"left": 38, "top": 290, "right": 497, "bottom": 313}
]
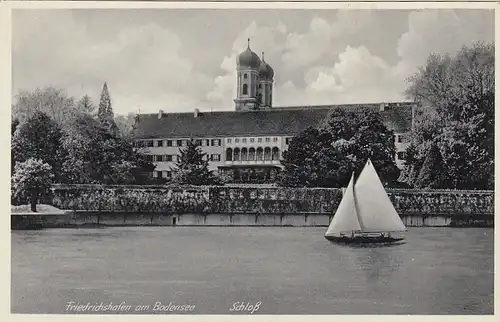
[{"left": 11, "top": 227, "right": 494, "bottom": 315}]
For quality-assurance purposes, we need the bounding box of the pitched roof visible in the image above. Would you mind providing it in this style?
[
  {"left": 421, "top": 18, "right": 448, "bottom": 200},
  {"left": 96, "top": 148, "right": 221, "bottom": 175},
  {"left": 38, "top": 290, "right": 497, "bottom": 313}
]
[{"left": 132, "top": 102, "right": 415, "bottom": 140}]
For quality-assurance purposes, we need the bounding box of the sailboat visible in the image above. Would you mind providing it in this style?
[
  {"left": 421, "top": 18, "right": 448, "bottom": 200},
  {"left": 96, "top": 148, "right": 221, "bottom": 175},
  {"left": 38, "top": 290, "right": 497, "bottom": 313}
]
[{"left": 324, "top": 159, "right": 407, "bottom": 244}]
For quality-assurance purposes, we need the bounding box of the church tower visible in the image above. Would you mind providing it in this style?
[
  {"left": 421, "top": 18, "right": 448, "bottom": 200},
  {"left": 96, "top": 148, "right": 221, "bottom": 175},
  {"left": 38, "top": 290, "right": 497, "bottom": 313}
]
[
  {"left": 234, "top": 39, "right": 262, "bottom": 111},
  {"left": 257, "top": 52, "right": 274, "bottom": 108}
]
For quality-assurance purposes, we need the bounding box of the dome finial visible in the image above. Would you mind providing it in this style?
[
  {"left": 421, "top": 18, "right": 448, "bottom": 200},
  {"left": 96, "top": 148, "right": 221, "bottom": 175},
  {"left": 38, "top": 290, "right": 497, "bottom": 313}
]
[
  {"left": 247, "top": 38, "right": 251, "bottom": 49},
  {"left": 262, "top": 52, "right": 265, "bottom": 61}
]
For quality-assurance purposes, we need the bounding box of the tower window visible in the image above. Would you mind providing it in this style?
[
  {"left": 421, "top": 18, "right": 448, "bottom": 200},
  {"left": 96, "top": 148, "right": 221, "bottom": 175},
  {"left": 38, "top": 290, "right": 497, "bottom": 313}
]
[
  {"left": 242, "top": 84, "right": 248, "bottom": 95},
  {"left": 258, "top": 84, "right": 262, "bottom": 89},
  {"left": 244, "top": 74, "right": 248, "bottom": 79}
]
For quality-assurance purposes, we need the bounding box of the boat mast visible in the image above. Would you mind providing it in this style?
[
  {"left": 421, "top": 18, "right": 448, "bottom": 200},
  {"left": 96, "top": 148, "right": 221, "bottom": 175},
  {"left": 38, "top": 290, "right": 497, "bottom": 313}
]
[{"left": 350, "top": 172, "right": 365, "bottom": 232}]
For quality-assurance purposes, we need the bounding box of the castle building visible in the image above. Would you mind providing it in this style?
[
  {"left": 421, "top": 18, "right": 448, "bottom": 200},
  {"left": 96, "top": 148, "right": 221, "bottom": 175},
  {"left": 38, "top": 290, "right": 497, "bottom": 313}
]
[{"left": 133, "top": 40, "right": 415, "bottom": 184}]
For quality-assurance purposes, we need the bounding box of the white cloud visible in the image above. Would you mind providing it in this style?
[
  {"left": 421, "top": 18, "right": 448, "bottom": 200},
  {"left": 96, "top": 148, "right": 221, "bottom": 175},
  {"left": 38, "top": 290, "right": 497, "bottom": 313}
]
[
  {"left": 13, "top": 12, "right": 212, "bottom": 114},
  {"left": 282, "top": 18, "right": 333, "bottom": 68},
  {"left": 396, "top": 10, "right": 494, "bottom": 78},
  {"left": 275, "top": 9, "right": 494, "bottom": 106},
  {"left": 274, "top": 46, "right": 405, "bottom": 106},
  {"left": 12, "top": 9, "right": 494, "bottom": 115}
]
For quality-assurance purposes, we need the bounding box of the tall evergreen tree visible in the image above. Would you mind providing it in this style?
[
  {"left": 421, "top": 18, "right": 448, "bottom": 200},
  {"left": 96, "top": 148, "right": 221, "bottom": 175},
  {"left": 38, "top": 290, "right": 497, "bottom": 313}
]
[
  {"left": 97, "top": 82, "right": 118, "bottom": 135},
  {"left": 171, "top": 139, "right": 221, "bottom": 185},
  {"left": 98, "top": 82, "right": 113, "bottom": 121}
]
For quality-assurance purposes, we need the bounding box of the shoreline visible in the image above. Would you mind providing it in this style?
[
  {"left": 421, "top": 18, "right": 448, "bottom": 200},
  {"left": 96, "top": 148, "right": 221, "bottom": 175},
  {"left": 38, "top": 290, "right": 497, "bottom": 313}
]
[{"left": 11, "top": 211, "right": 494, "bottom": 230}]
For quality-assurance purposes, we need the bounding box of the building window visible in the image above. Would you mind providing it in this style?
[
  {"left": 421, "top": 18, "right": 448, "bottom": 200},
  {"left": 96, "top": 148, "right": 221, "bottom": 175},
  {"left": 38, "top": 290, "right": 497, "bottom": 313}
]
[
  {"left": 177, "top": 140, "right": 183, "bottom": 147},
  {"left": 146, "top": 155, "right": 154, "bottom": 162},
  {"left": 265, "top": 137, "right": 270, "bottom": 143},
  {"left": 226, "top": 148, "right": 233, "bottom": 161},
  {"left": 146, "top": 140, "right": 154, "bottom": 147},
  {"left": 242, "top": 138, "right": 247, "bottom": 143},
  {"left": 250, "top": 138, "right": 255, "bottom": 143},
  {"left": 211, "top": 154, "right": 221, "bottom": 162},
  {"left": 241, "top": 148, "right": 248, "bottom": 161},
  {"left": 249, "top": 148, "right": 256, "bottom": 161},
  {"left": 195, "top": 139, "right": 202, "bottom": 146},
  {"left": 244, "top": 74, "right": 248, "bottom": 79},
  {"left": 157, "top": 171, "right": 163, "bottom": 179},
  {"left": 157, "top": 140, "right": 163, "bottom": 147},
  {"left": 211, "top": 139, "right": 221, "bottom": 146},
  {"left": 165, "top": 155, "right": 173, "bottom": 162},
  {"left": 264, "top": 147, "right": 271, "bottom": 161},
  {"left": 258, "top": 84, "right": 262, "bottom": 89},
  {"left": 258, "top": 138, "right": 262, "bottom": 143},
  {"left": 227, "top": 138, "right": 232, "bottom": 144},
  {"left": 256, "top": 147, "right": 263, "bottom": 161},
  {"left": 273, "top": 137, "right": 278, "bottom": 142},
  {"left": 285, "top": 137, "right": 292, "bottom": 145},
  {"left": 166, "top": 171, "right": 172, "bottom": 178},
  {"left": 202, "top": 139, "right": 207, "bottom": 146},
  {"left": 272, "top": 147, "right": 280, "bottom": 160},
  {"left": 167, "top": 140, "right": 172, "bottom": 147},
  {"left": 243, "top": 84, "right": 248, "bottom": 95},
  {"left": 235, "top": 138, "right": 240, "bottom": 143},
  {"left": 234, "top": 148, "right": 241, "bottom": 161},
  {"left": 397, "top": 151, "right": 407, "bottom": 160}
]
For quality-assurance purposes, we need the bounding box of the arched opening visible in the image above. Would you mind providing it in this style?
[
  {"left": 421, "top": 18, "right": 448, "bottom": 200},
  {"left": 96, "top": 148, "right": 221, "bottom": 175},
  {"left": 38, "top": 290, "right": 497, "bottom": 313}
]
[
  {"left": 249, "top": 147, "right": 256, "bottom": 161},
  {"left": 234, "top": 148, "right": 240, "bottom": 161},
  {"left": 241, "top": 148, "right": 248, "bottom": 161},
  {"left": 272, "top": 147, "right": 280, "bottom": 160},
  {"left": 226, "top": 148, "right": 233, "bottom": 161},
  {"left": 256, "top": 147, "right": 263, "bottom": 161},
  {"left": 242, "top": 84, "right": 248, "bottom": 95},
  {"left": 264, "top": 147, "right": 271, "bottom": 161}
]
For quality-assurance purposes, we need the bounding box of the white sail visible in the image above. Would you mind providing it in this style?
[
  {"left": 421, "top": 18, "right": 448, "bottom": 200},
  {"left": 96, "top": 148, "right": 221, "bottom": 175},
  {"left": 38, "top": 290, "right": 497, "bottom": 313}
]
[
  {"left": 353, "top": 159, "right": 407, "bottom": 232},
  {"left": 325, "top": 173, "right": 361, "bottom": 236}
]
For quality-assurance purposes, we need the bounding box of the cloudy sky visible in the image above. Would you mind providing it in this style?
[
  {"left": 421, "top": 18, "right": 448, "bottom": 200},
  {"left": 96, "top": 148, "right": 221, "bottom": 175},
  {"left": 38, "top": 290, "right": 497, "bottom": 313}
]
[{"left": 12, "top": 8, "right": 494, "bottom": 115}]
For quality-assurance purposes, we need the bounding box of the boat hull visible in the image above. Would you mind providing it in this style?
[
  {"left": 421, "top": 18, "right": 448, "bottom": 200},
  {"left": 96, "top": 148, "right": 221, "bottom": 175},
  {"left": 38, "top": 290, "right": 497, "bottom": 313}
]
[{"left": 324, "top": 235, "right": 405, "bottom": 245}]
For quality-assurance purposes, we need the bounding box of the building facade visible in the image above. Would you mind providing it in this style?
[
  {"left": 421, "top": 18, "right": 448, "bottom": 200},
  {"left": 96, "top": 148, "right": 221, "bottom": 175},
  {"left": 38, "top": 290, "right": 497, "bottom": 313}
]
[{"left": 133, "top": 42, "right": 416, "bottom": 184}]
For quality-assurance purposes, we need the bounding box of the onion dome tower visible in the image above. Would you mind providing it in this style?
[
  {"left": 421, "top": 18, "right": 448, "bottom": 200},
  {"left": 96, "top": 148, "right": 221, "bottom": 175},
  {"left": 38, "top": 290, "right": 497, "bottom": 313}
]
[
  {"left": 257, "top": 52, "right": 274, "bottom": 108},
  {"left": 234, "top": 38, "right": 262, "bottom": 111}
]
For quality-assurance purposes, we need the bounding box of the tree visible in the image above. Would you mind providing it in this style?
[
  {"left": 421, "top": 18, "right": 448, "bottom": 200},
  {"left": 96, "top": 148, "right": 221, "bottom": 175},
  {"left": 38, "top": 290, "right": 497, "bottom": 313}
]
[
  {"left": 171, "top": 139, "right": 221, "bottom": 185},
  {"left": 415, "top": 142, "right": 446, "bottom": 189},
  {"left": 11, "top": 118, "right": 20, "bottom": 174},
  {"left": 77, "top": 95, "right": 95, "bottom": 116},
  {"left": 278, "top": 127, "right": 333, "bottom": 187},
  {"left": 402, "top": 42, "right": 494, "bottom": 190},
  {"left": 12, "top": 87, "right": 79, "bottom": 128},
  {"left": 12, "top": 158, "right": 54, "bottom": 212},
  {"left": 278, "top": 107, "right": 400, "bottom": 188},
  {"left": 98, "top": 82, "right": 113, "bottom": 121},
  {"left": 97, "top": 82, "right": 118, "bottom": 135},
  {"left": 61, "top": 114, "right": 155, "bottom": 184},
  {"left": 12, "top": 111, "right": 66, "bottom": 182},
  {"left": 114, "top": 112, "right": 137, "bottom": 139}
]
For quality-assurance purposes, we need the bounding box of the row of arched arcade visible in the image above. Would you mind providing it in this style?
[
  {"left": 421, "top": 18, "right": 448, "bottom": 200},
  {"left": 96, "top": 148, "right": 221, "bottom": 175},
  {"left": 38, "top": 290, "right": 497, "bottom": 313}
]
[{"left": 226, "top": 147, "right": 280, "bottom": 162}]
